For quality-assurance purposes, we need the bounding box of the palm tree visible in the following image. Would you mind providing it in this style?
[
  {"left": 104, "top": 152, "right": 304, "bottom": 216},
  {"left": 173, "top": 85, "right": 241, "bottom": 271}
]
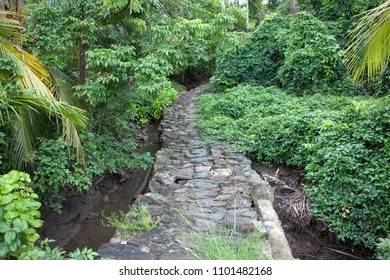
[
  {"left": 344, "top": 0, "right": 390, "bottom": 82},
  {"left": 0, "top": 9, "right": 87, "bottom": 168}
]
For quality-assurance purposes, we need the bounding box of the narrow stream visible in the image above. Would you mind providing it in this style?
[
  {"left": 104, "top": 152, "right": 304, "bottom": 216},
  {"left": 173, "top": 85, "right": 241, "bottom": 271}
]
[{"left": 64, "top": 121, "right": 162, "bottom": 252}]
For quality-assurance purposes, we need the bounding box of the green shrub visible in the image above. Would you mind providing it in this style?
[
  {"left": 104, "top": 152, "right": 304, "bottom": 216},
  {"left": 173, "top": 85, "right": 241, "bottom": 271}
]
[
  {"left": 0, "top": 171, "right": 42, "bottom": 259},
  {"left": 33, "top": 133, "right": 152, "bottom": 212},
  {"left": 213, "top": 12, "right": 357, "bottom": 95},
  {"left": 102, "top": 203, "right": 161, "bottom": 238},
  {"left": 375, "top": 236, "right": 390, "bottom": 260},
  {"left": 196, "top": 85, "right": 389, "bottom": 249},
  {"left": 213, "top": 13, "right": 288, "bottom": 89},
  {"left": 277, "top": 12, "right": 353, "bottom": 94},
  {"left": 304, "top": 97, "right": 390, "bottom": 248}
]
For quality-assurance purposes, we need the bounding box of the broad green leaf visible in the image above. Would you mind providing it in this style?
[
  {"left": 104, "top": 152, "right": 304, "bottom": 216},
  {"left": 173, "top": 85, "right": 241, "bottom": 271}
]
[
  {"left": 0, "top": 184, "right": 15, "bottom": 195},
  {"left": 0, "top": 244, "right": 8, "bottom": 257},
  {"left": 4, "top": 211, "right": 19, "bottom": 219},
  {"left": 0, "top": 221, "right": 11, "bottom": 232},
  {"left": 0, "top": 194, "right": 16, "bottom": 205},
  {"left": 26, "top": 232, "right": 40, "bottom": 243},
  {"left": 9, "top": 242, "right": 17, "bottom": 252},
  {"left": 29, "top": 220, "right": 43, "bottom": 229},
  {"left": 4, "top": 231, "right": 16, "bottom": 244},
  {"left": 13, "top": 219, "right": 28, "bottom": 233}
]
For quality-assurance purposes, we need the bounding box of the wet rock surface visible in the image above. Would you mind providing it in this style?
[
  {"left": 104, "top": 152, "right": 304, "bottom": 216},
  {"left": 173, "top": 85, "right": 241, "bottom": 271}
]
[{"left": 98, "top": 87, "right": 293, "bottom": 260}]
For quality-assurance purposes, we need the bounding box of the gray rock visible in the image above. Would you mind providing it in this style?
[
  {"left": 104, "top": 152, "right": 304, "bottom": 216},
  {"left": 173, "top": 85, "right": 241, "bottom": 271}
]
[
  {"left": 193, "top": 171, "right": 211, "bottom": 179},
  {"left": 98, "top": 244, "right": 157, "bottom": 260}
]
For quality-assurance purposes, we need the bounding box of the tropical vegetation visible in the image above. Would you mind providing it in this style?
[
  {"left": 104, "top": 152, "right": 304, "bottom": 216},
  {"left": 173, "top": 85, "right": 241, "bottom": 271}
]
[
  {"left": 197, "top": 0, "right": 389, "bottom": 257},
  {"left": 0, "top": 0, "right": 389, "bottom": 259}
]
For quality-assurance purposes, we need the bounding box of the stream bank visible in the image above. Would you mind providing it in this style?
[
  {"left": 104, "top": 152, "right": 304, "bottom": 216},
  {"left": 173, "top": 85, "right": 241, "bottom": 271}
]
[
  {"left": 251, "top": 162, "right": 373, "bottom": 260},
  {"left": 38, "top": 121, "right": 162, "bottom": 251}
]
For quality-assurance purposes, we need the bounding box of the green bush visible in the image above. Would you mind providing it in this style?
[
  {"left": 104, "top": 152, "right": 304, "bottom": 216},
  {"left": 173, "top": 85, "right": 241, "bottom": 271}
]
[
  {"left": 277, "top": 12, "right": 353, "bottom": 94},
  {"left": 213, "top": 13, "right": 288, "bottom": 89},
  {"left": 375, "top": 236, "right": 390, "bottom": 260},
  {"left": 196, "top": 85, "right": 389, "bottom": 249},
  {"left": 304, "top": 98, "right": 390, "bottom": 248},
  {"left": 213, "top": 12, "right": 356, "bottom": 95},
  {"left": 33, "top": 133, "right": 152, "bottom": 212},
  {"left": 0, "top": 171, "right": 42, "bottom": 259},
  {"left": 0, "top": 170, "right": 99, "bottom": 259}
]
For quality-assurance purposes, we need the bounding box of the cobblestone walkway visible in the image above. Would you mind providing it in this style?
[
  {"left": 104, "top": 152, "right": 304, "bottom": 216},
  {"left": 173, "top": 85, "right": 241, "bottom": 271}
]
[{"left": 98, "top": 87, "right": 292, "bottom": 260}]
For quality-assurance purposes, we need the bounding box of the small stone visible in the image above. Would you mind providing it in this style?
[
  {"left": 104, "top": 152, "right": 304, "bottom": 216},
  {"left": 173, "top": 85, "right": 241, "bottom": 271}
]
[
  {"left": 149, "top": 243, "right": 168, "bottom": 256},
  {"left": 197, "top": 199, "right": 227, "bottom": 208},
  {"left": 193, "top": 171, "right": 211, "bottom": 179},
  {"left": 174, "top": 188, "right": 190, "bottom": 193},
  {"left": 148, "top": 206, "right": 165, "bottom": 216},
  {"left": 190, "top": 149, "right": 208, "bottom": 157},
  {"left": 211, "top": 168, "right": 233, "bottom": 177},
  {"left": 127, "top": 234, "right": 151, "bottom": 247},
  {"left": 234, "top": 176, "right": 247, "bottom": 182},
  {"left": 191, "top": 179, "right": 220, "bottom": 189},
  {"left": 185, "top": 211, "right": 225, "bottom": 223},
  {"left": 195, "top": 166, "right": 211, "bottom": 172},
  {"left": 188, "top": 189, "right": 219, "bottom": 199},
  {"left": 102, "top": 195, "right": 110, "bottom": 203},
  {"left": 221, "top": 186, "right": 244, "bottom": 194},
  {"left": 214, "top": 194, "right": 233, "bottom": 201},
  {"left": 187, "top": 204, "right": 213, "bottom": 213},
  {"left": 190, "top": 156, "right": 211, "bottom": 163},
  {"left": 228, "top": 159, "right": 240, "bottom": 166},
  {"left": 109, "top": 238, "right": 122, "bottom": 244},
  {"left": 240, "top": 211, "right": 258, "bottom": 219},
  {"left": 176, "top": 167, "right": 194, "bottom": 180},
  {"left": 137, "top": 194, "right": 155, "bottom": 204}
]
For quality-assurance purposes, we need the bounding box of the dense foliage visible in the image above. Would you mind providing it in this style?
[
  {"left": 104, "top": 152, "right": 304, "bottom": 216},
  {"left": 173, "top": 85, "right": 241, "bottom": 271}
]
[
  {"left": 0, "top": 0, "right": 247, "bottom": 212},
  {"left": 214, "top": 12, "right": 355, "bottom": 94},
  {"left": 0, "top": 170, "right": 97, "bottom": 259},
  {"left": 277, "top": 12, "right": 352, "bottom": 94},
  {"left": 213, "top": 13, "right": 288, "bottom": 89},
  {"left": 1, "top": 0, "right": 389, "bottom": 259},
  {"left": 196, "top": 85, "right": 389, "bottom": 249}
]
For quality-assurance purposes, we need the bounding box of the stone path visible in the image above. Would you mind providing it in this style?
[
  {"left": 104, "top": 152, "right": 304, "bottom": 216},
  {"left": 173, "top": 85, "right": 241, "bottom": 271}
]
[{"left": 98, "top": 86, "right": 293, "bottom": 260}]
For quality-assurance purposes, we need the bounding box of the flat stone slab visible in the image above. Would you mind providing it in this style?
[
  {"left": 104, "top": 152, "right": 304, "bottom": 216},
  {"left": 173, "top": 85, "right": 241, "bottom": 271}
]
[{"left": 98, "top": 244, "right": 157, "bottom": 260}]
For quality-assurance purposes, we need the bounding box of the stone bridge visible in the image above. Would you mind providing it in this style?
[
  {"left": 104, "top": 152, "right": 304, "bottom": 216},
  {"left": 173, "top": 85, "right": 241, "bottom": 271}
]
[{"left": 98, "top": 86, "right": 293, "bottom": 260}]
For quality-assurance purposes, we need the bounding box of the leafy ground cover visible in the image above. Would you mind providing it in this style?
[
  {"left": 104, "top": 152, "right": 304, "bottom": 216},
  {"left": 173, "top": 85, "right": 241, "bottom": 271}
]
[{"left": 196, "top": 84, "right": 389, "bottom": 251}]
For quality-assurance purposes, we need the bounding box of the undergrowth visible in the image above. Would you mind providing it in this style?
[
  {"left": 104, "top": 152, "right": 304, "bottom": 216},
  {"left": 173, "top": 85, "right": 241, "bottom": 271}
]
[
  {"left": 101, "top": 203, "right": 161, "bottom": 238},
  {"left": 195, "top": 84, "right": 389, "bottom": 250}
]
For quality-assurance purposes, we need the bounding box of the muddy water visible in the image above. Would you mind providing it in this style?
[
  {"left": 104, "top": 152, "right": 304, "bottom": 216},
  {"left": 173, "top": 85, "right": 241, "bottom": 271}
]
[{"left": 64, "top": 121, "right": 162, "bottom": 252}]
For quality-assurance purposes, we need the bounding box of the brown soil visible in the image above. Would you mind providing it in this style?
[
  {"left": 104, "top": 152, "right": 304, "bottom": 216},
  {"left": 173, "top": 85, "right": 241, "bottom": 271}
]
[
  {"left": 252, "top": 162, "right": 373, "bottom": 260},
  {"left": 37, "top": 171, "right": 140, "bottom": 250}
]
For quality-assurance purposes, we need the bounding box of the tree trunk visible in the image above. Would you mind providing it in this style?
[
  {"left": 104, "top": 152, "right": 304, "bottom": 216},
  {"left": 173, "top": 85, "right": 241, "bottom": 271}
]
[
  {"left": 291, "top": 0, "right": 298, "bottom": 14},
  {"left": 79, "top": 41, "right": 87, "bottom": 85}
]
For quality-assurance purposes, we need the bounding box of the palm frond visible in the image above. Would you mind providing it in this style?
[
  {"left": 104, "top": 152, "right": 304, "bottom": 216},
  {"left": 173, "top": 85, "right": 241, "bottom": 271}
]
[
  {"left": 344, "top": 0, "right": 390, "bottom": 81},
  {"left": 49, "top": 68, "right": 83, "bottom": 108},
  {"left": 0, "top": 9, "right": 26, "bottom": 41},
  {"left": 0, "top": 9, "right": 88, "bottom": 167},
  {"left": 1, "top": 95, "right": 88, "bottom": 165},
  {"left": 12, "top": 108, "right": 34, "bottom": 169},
  {"left": 0, "top": 39, "right": 53, "bottom": 97}
]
